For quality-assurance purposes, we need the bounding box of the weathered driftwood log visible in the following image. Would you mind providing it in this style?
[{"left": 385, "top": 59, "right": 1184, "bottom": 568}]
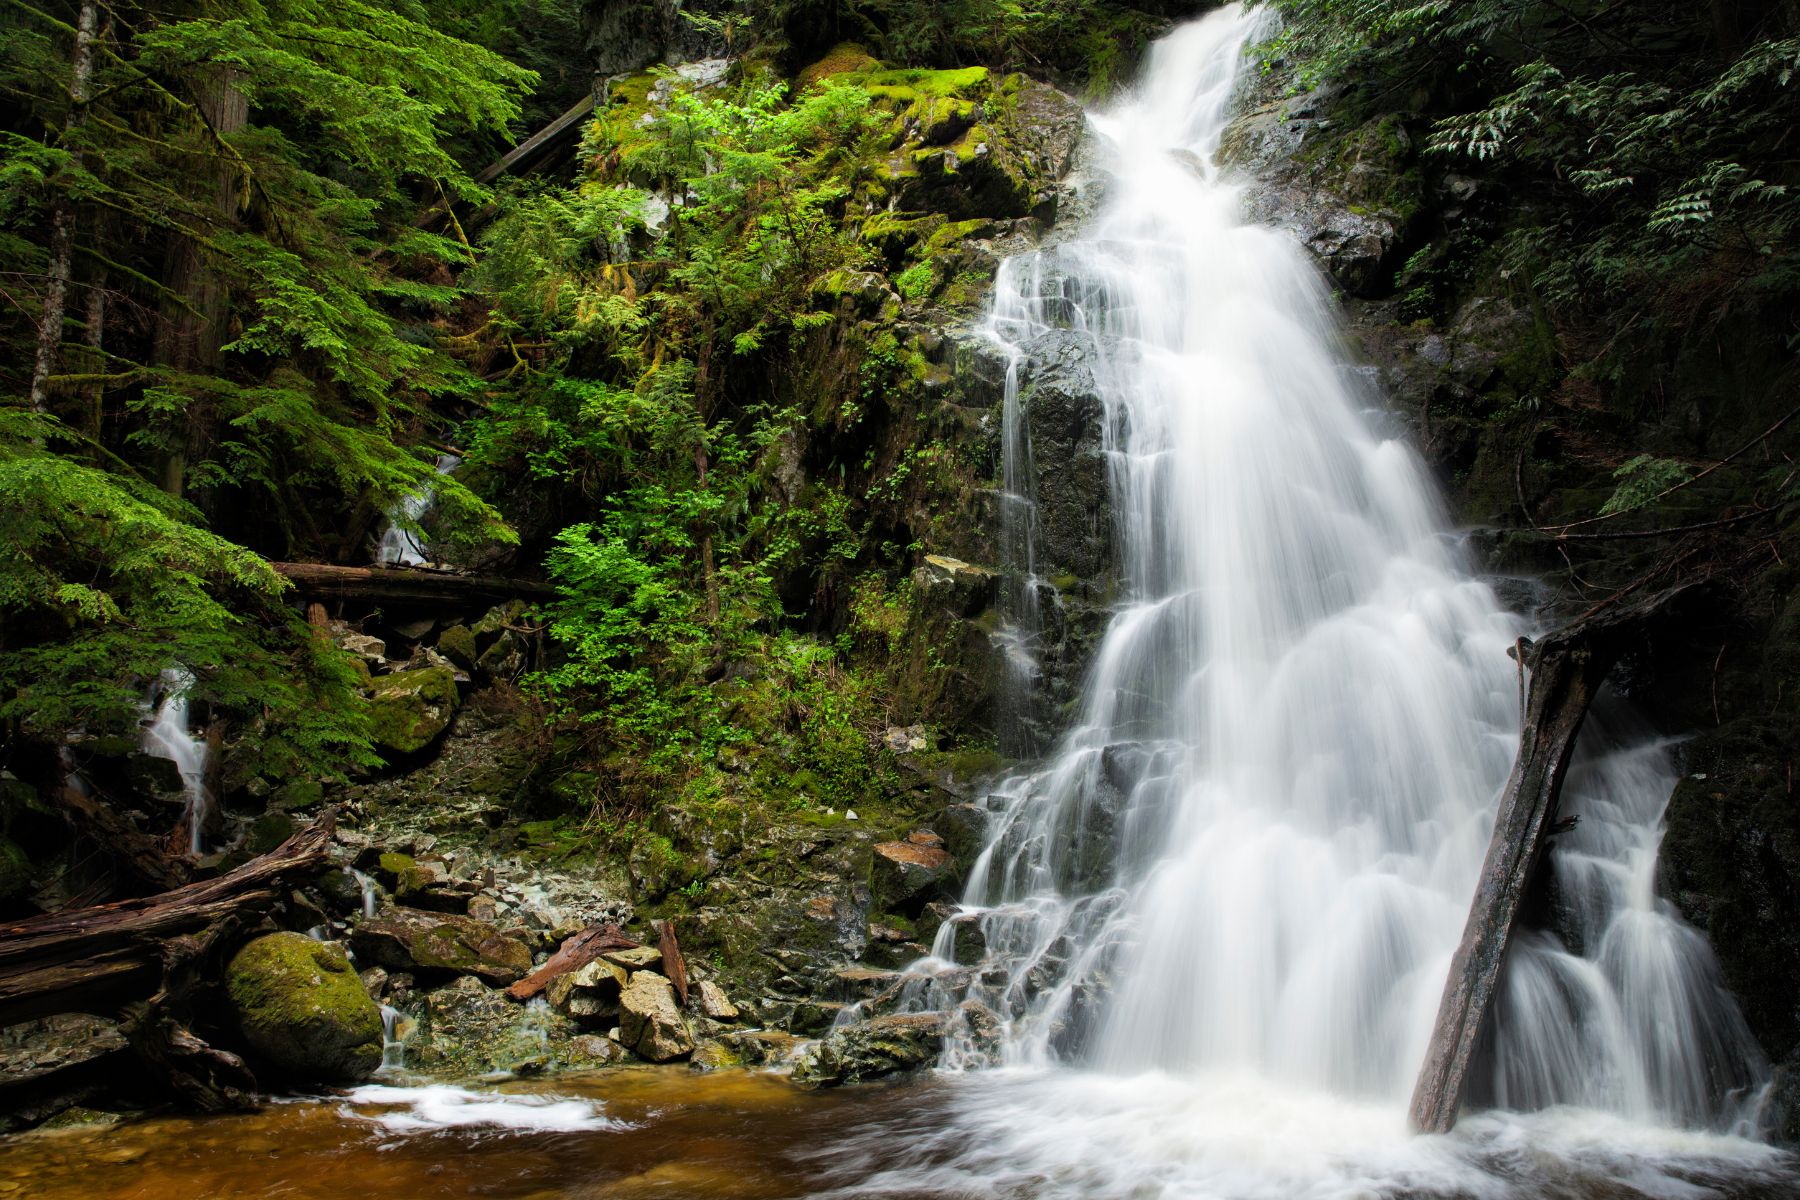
[
  {"left": 269, "top": 562, "right": 554, "bottom": 605},
  {"left": 505, "top": 923, "right": 637, "bottom": 1002},
  {"left": 1408, "top": 585, "right": 1699, "bottom": 1134},
  {"left": 0, "top": 815, "right": 333, "bottom": 1028},
  {"left": 659, "top": 919, "right": 689, "bottom": 1008}
]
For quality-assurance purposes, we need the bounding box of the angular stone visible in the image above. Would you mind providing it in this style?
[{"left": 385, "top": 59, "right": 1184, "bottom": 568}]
[
  {"left": 436, "top": 624, "right": 478, "bottom": 671},
  {"left": 334, "top": 629, "right": 389, "bottom": 671},
  {"left": 694, "top": 980, "right": 739, "bottom": 1021},
  {"left": 914, "top": 555, "right": 999, "bottom": 617},
  {"left": 793, "top": 1011, "right": 948, "bottom": 1086},
  {"left": 550, "top": 957, "right": 629, "bottom": 1021},
  {"left": 602, "top": 945, "right": 663, "bottom": 972},
  {"left": 619, "top": 971, "right": 693, "bottom": 1062},
  {"left": 871, "top": 836, "right": 956, "bottom": 915},
  {"left": 476, "top": 630, "right": 528, "bottom": 684},
  {"left": 226, "top": 932, "right": 382, "bottom": 1084},
  {"left": 350, "top": 909, "right": 532, "bottom": 985},
  {"left": 566, "top": 1033, "right": 628, "bottom": 1067}
]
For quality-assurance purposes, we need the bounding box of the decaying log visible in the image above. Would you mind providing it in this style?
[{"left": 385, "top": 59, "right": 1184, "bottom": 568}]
[
  {"left": 270, "top": 562, "right": 555, "bottom": 605},
  {"left": 1408, "top": 586, "right": 1700, "bottom": 1134},
  {"left": 474, "top": 93, "right": 598, "bottom": 187},
  {"left": 659, "top": 919, "right": 689, "bottom": 1008},
  {"left": 505, "top": 923, "right": 637, "bottom": 1002},
  {"left": 121, "top": 917, "right": 259, "bottom": 1111},
  {"left": 0, "top": 814, "right": 333, "bottom": 1028},
  {"left": 53, "top": 781, "right": 193, "bottom": 893}
]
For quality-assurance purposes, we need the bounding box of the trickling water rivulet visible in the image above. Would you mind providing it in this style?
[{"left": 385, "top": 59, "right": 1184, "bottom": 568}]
[
  {"left": 375, "top": 453, "right": 461, "bottom": 566},
  {"left": 141, "top": 666, "right": 211, "bottom": 856},
  {"left": 900, "top": 2, "right": 1768, "bottom": 1143}
]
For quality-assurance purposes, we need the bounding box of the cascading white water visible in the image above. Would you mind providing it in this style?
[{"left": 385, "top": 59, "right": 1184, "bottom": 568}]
[
  {"left": 375, "top": 453, "right": 460, "bottom": 566},
  {"left": 141, "top": 667, "right": 211, "bottom": 856},
  {"left": 898, "top": 1, "right": 1768, "bottom": 1146}
]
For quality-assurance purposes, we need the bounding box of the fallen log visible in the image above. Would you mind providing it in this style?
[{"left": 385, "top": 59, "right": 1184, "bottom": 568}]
[
  {"left": 269, "top": 562, "right": 554, "bottom": 606},
  {"left": 475, "top": 93, "right": 598, "bottom": 187},
  {"left": 1408, "top": 585, "right": 1700, "bottom": 1134},
  {"left": 0, "top": 814, "right": 334, "bottom": 1028},
  {"left": 505, "top": 923, "right": 637, "bottom": 1002},
  {"left": 415, "top": 92, "right": 599, "bottom": 230}
]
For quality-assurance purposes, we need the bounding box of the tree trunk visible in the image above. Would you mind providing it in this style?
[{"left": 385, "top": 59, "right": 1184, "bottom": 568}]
[
  {"left": 1408, "top": 585, "right": 1702, "bottom": 1134},
  {"left": 26, "top": 0, "right": 98, "bottom": 415},
  {"left": 154, "top": 69, "right": 248, "bottom": 498}
]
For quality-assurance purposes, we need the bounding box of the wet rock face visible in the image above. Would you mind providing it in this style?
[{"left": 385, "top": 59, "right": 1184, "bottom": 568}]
[
  {"left": 1660, "top": 716, "right": 1800, "bottom": 1070},
  {"left": 225, "top": 933, "right": 383, "bottom": 1084},
  {"left": 1221, "top": 89, "right": 1421, "bottom": 300},
  {"left": 350, "top": 909, "right": 533, "bottom": 986},
  {"left": 871, "top": 832, "right": 956, "bottom": 916}
]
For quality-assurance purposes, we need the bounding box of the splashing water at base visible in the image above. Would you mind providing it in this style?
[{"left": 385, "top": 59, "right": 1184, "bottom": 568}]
[{"left": 891, "top": 0, "right": 1768, "bottom": 1150}]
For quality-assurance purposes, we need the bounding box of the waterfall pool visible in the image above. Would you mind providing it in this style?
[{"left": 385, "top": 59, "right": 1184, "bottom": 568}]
[{"left": 2, "top": 1068, "right": 1793, "bottom": 1200}]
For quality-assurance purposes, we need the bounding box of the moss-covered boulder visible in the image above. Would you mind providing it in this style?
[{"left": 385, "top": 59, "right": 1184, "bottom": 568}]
[
  {"left": 436, "top": 623, "right": 478, "bottom": 672},
  {"left": 368, "top": 665, "right": 460, "bottom": 757},
  {"left": 350, "top": 908, "right": 533, "bottom": 985},
  {"left": 225, "top": 933, "right": 382, "bottom": 1084}
]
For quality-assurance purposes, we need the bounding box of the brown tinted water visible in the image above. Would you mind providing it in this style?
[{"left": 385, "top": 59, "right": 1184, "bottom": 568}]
[{"left": 3, "top": 1068, "right": 1796, "bottom": 1200}]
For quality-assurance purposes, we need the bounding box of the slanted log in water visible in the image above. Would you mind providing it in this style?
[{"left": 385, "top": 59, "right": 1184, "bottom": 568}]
[
  {"left": 0, "top": 815, "right": 333, "bottom": 1028},
  {"left": 1408, "top": 585, "right": 1700, "bottom": 1134},
  {"left": 270, "top": 562, "right": 554, "bottom": 605}
]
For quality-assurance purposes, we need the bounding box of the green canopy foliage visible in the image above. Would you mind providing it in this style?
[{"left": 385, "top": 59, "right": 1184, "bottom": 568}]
[{"left": 0, "top": 0, "right": 545, "bottom": 769}]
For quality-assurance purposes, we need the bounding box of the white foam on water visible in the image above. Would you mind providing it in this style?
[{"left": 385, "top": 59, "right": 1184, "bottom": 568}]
[
  {"left": 808, "top": 1070, "right": 1791, "bottom": 1200},
  {"left": 339, "top": 1084, "right": 626, "bottom": 1135}
]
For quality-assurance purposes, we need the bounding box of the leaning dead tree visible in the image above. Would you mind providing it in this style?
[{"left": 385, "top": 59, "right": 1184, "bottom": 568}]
[
  {"left": 0, "top": 816, "right": 334, "bottom": 1110},
  {"left": 1408, "top": 585, "right": 1700, "bottom": 1134}
]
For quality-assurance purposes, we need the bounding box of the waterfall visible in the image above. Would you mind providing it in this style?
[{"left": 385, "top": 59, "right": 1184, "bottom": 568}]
[
  {"left": 351, "top": 867, "right": 380, "bottom": 917},
  {"left": 375, "top": 453, "right": 460, "bottom": 566},
  {"left": 986, "top": 256, "right": 1049, "bottom": 758},
  {"left": 910, "top": 3, "right": 1767, "bottom": 1133},
  {"left": 141, "top": 667, "right": 211, "bottom": 856}
]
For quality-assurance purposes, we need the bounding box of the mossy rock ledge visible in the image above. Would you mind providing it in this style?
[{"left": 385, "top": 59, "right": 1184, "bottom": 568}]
[{"left": 226, "top": 932, "right": 383, "bottom": 1084}]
